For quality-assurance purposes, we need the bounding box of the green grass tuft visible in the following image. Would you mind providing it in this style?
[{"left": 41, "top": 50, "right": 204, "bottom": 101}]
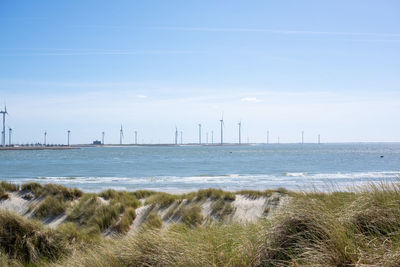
[
  {"left": 132, "top": 190, "right": 158, "bottom": 199},
  {"left": 211, "top": 199, "right": 235, "bottom": 220},
  {"left": 177, "top": 205, "right": 203, "bottom": 227},
  {"left": 114, "top": 207, "right": 136, "bottom": 233},
  {"left": 34, "top": 196, "right": 68, "bottom": 219},
  {"left": 145, "top": 212, "right": 163, "bottom": 229},
  {"left": 21, "top": 182, "right": 83, "bottom": 201},
  {"left": 145, "top": 193, "right": 180, "bottom": 208},
  {"left": 99, "top": 189, "right": 140, "bottom": 209},
  {"left": 0, "top": 210, "right": 67, "bottom": 264},
  {"left": 0, "top": 181, "right": 19, "bottom": 192},
  {"left": 196, "top": 188, "right": 236, "bottom": 201}
]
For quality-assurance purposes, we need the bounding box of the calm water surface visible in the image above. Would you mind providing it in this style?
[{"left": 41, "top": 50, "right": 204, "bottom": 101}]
[{"left": 0, "top": 143, "right": 399, "bottom": 192}]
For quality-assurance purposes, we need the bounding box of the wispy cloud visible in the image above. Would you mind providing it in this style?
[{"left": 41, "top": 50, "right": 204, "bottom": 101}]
[
  {"left": 136, "top": 94, "right": 147, "bottom": 99},
  {"left": 241, "top": 97, "right": 261, "bottom": 103},
  {"left": 0, "top": 48, "right": 201, "bottom": 56},
  {"left": 150, "top": 27, "right": 400, "bottom": 38}
]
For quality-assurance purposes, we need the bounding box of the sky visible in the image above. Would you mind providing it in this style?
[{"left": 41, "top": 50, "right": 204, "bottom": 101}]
[{"left": 0, "top": 0, "right": 399, "bottom": 144}]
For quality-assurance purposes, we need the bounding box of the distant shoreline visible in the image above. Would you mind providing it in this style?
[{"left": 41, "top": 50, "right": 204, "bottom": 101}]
[{"left": 0, "top": 146, "right": 79, "bottom": 151}]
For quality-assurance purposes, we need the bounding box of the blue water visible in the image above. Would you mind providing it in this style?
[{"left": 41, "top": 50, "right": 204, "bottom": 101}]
[{"left": 0, "top": 143, "right": 399, "bottom": 192}]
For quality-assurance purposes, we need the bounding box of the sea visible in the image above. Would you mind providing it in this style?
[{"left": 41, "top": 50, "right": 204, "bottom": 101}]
[{"left": 0, "top": 143, "right": 399, "bottom": 193}]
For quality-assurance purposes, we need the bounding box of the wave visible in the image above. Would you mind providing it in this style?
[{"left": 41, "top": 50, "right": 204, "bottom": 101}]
[{"left": 5, "top": 171, "right": 399, "bottom": 187}]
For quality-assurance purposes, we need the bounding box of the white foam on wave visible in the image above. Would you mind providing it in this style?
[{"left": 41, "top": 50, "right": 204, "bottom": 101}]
[
  {"left": 1, "top": 171, "right": 397, "bottom": 194},
  {"left": 285, "top": 172, "right": 307, "bottom": 177}
]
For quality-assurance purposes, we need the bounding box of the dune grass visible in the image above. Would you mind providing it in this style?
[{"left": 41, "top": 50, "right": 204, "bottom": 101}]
[
  {"left": 113, "top": 207, "right": 136, "bottom": 233},
  {"left": 0, "top": 181, "right": 19, "bottom": 192},
  {"left": 21, "top": 182, "right": 83, "bottom": 201},
  {"left": 54, "top": 183, "right": 400, "bottom": 267},
  {"left": 236, "top": 188, "right": 293, "bottom": 199},
  {"left": 67, "top": 195, "right": 119, "bottom": 233},
  {"left": 131, "top": 190, "right": 157, "bottom": 199},
  {"left": 211, "top": 198, "right": 234, "bottom": 220},
  {"left": 34, "top": 196, "right": 68, "bottom": 219},
  {"left": 0, "top": 181, "right": 19, "bottom": 200},
  {"left": 145, "top": 189, "right": 236, "bottom": 209},
  {"left": 195, "top": 188, "right": 236, "bottom": 201},
  {"left": 0, "top": 210, "right": 68, "bottom": 264},
  {"left": 144, "top": 212, "right": 163, "bottom": 229},
  {"left": 177, "top": 205, "right": 203, "bottom": 226},
  {"left": 55, "top": 222, "right": 262, "bottom": 267},
  {"left": 145, "top": 192, "right": 182, "bottom": 208},
  {"left": 3, "top": 182, "right": 400, "bottom": 266}
]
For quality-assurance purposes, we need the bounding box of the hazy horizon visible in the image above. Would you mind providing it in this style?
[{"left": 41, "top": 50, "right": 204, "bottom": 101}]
[{"left": 1, "top": 0, "right": 399, "bottom": 144}]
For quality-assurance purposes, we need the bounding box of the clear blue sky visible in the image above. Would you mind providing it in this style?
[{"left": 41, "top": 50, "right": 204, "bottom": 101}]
[{"left": 0, "top": 0, "right": 399, "bottom": 144}]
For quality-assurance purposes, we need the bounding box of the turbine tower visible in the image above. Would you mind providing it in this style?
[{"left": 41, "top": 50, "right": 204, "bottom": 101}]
[
  {"left": 102, "top": 131, "right": 105, "bottom": 145},
  {"left": 0, "top": 105, "right": 8, "bottom": 147},
  {"left": 135, "top": 131, "right": 138, "bottom": 145},
  {"left": 67, "top": 130, "right": 71, "bottom": 146},
  {"left": 44, "top": 131, "right": 47, "bottom": 146},
  {"left": 198, "top": 124, "right": 202, "bottom": 144},
  {"left": 318, "top": 134, "right": 321, "bottom": 144},
  {"left": 301, "top": 131, "right": 304, "bottom": 144},
  {"left": 180, "top": 131, "right": 183, "bottom": 145},
  {"left": 175, "top": 127, "right": 178, "bottom": 145},
  {"left": 206, "top": 132, "right": 208, "bottom": 144},
  {"left": 211, "top": 131, "right": 214, "bottom": 144},
  {"left": 267, "top": 130, "right": 269, "bottom": 144},
  {"left": 220, "top": 114, "right": 224, "bottom": 145},
  {"left": 120, "top": 125, "right": 124, "bottom": 145},
  {"left": 8, "top": 127, "right": 12, "bottom": 146},
  {"left": 238, "top": 121, "right": 242, "bottom": 145}
]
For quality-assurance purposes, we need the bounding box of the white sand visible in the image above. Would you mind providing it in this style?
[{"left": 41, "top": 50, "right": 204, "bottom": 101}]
[{"left": 0, "top": 192, "right": 32, "bottom": 215}]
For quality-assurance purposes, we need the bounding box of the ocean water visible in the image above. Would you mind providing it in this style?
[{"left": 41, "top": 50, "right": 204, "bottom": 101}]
[{"left": 0, "top": 143, "right": 399, "bottom": 192}]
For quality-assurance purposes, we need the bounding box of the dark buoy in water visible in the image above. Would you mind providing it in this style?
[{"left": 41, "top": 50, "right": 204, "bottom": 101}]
[
  {"left": 229, "top": 152, "right": 233, "bottom": 154},
  {"left": 380, "top": 155, "right": 384, "bottom": 158}
]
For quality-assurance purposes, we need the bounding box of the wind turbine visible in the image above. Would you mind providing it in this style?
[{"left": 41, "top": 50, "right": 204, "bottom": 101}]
[
  {"left": 102, "top": 131, "right": 105, "bottom": 145},
  {"left": 267, "top": 130, "right": 269, "bottom": 144},
  {"left": 175, "top": 127, "right": 178, "bottom": 145},
  {"left": 44, "top": 131, "right": 47, "bottom": 146},
  {"left": 120, "top": 125, "right": 124, "bottom": 145},
  {"left": 238, "top": 121, "right": 242, "bottom": 145},
  {"left": 180, "top": 131, "right": 183, "bottom": 145},
  {"left": 67, "top": 130, "right": 71, "bottom": 146},
  {"left": 318, "top": 134, "right": 321, "bottom": 144},
  {"left": 135, "top": 131, "right": 138, "bottom": 145},
  {"left": 211, "top": 130, "right": 214, "bottom": 144},
  {"left": 220, "top": 114, "right": 224, "bottom": 145},
  {"left": 302, "top": 131, "right": 304, "bottom": 144},
  {"left": 0, "top": 105, "right": 8, "bottom": 147},
  {"left": 8, "top": 127, "right": 12, "bottom": 146},
  {"left": 198, "top": 124, "right": 202, "bottom": 144}
]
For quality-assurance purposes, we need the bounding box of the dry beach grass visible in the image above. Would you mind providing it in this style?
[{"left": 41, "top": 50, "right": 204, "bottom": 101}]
[{"left": 0, "top": 181, "right": 400, "bottom": 266}]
